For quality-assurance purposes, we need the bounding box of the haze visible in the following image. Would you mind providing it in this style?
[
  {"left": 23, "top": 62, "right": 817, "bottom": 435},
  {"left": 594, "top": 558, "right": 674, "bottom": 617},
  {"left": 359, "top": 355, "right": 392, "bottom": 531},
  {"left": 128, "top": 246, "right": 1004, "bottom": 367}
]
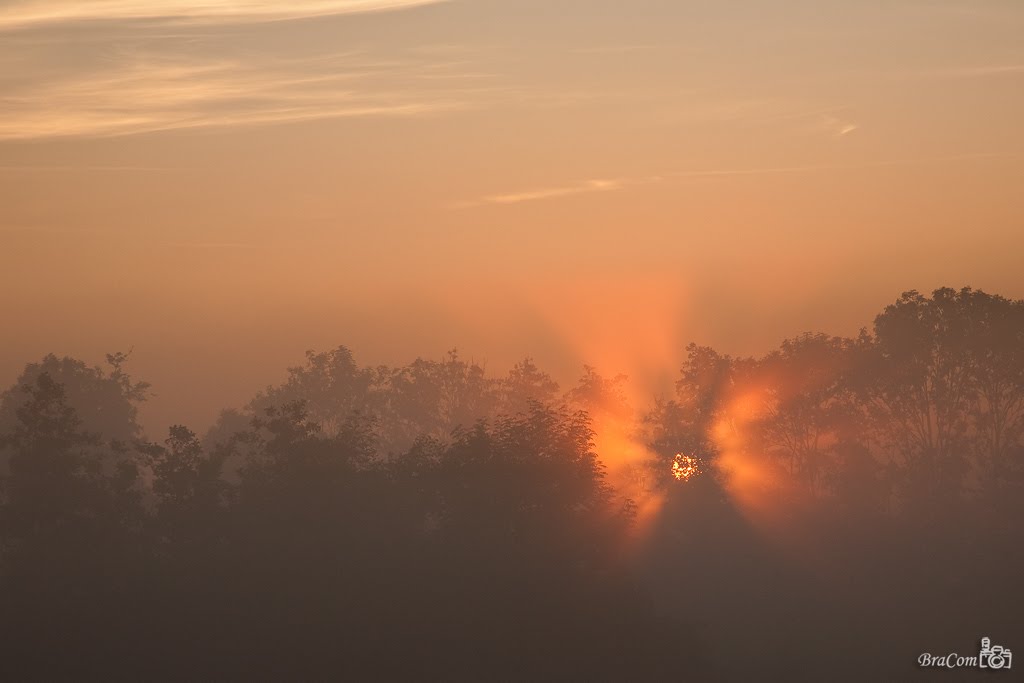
[{"left": 2, "top": 0, "right": 1023, "bottom": 434}]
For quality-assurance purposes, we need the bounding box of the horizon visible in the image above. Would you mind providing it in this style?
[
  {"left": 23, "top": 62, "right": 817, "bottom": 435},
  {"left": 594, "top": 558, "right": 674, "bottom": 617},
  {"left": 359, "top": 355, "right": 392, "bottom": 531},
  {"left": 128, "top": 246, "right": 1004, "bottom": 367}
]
[{"left": 0, "top": 281, "right": 1010, "bottom": 437}]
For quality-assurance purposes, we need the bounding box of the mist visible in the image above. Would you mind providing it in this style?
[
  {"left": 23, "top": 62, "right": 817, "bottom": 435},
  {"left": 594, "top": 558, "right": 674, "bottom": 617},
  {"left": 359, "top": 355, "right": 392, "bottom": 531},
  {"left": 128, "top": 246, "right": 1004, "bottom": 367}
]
[
  {"left": 3, "top": 0, "right": 1024, "bottom": 680},
  {"left": 1, "top": 286, "right": 1022, "bottom": 680}
]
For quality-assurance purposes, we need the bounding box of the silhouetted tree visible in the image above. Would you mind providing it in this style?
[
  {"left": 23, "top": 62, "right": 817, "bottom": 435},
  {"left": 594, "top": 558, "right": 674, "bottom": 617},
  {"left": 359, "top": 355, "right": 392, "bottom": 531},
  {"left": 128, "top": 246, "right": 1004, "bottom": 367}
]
[
  {"left": 856, "top": 289, "right": 981, "bottom": 514},
  {"left": 497, "top": 356, "right": 560, "bottom": 415},
  {"left": 956, "top": 289, "right": 1024, "bottom": 512},
  {"left": 565, "top": 364, "right": 631, "bottom": 418},
  {"left": 0, "top": 352, "right": 148, "bottom": 446},
  {"left": 141, "top": 425, "right": 229, "bottom": 547},
  {"left": 753, "top": 333, "right": 859, "bottom": 494},
  {"left": 248, "top": 346, "right": 376, "bottom": 434},
  {"left": 0, "top": 372, "right": 142, "bottom": 548},
  {"left": 0, "top": 373, "right": 149, "bottom": 681},
  {"left": 2, "top": 285, "right": 1022, "bottom": 682}
]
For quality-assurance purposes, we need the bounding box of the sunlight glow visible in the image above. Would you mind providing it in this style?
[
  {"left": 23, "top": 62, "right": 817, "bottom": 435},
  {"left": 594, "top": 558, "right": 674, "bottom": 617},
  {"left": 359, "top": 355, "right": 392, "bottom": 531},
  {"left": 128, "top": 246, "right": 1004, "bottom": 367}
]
[{"left": 671, "top": 453, "right": 701, "bottom": 482}]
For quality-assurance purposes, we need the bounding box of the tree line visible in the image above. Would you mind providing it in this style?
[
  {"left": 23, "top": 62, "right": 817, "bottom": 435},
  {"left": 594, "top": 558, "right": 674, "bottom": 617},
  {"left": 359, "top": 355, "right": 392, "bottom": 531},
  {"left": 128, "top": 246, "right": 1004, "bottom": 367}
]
[{"left": 0, "top": 286, "right": 1022, "bottom": 681}]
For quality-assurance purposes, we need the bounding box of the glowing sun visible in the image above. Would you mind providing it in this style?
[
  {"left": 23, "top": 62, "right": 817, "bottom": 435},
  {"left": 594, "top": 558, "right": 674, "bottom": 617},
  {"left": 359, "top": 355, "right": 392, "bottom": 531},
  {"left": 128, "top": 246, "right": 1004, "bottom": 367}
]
[{"left": 671, "top": 453, "right": 701, "bottom": 482}]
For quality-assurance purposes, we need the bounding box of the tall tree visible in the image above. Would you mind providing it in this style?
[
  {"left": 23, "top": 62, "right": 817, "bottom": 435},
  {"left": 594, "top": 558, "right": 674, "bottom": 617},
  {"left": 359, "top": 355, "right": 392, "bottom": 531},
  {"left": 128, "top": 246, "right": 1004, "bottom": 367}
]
[
  {"left": 0, "top": 353, "right": 148, "bottom": 445},
  {"left": 754, "top": 333, "right": 858, "bottom": 494},
  {"left": 857, "top": 289, "right": 978, "bottom": 511},
  {"left": 957, "top": 289, "right": 1024, "bottom": 509}
]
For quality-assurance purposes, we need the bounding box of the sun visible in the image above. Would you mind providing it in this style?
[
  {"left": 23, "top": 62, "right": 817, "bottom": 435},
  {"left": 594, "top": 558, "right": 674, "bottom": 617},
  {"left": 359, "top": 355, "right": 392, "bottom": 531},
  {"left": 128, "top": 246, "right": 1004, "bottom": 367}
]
[{"left": 671, "top": 453, "right": 701, "bottom": 482}]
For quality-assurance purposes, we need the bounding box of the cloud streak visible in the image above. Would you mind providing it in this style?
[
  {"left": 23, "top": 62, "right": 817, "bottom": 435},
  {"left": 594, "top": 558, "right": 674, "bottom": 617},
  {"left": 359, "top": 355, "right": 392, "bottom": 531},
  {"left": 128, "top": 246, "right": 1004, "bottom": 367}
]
[
  {"left": 453, "top": 178, "right": 634, "bottom": 208},
  {"left": 0, "top": 50, "right": 478, "bottom": 140},
  {"left": 455, "top": 153, "right": 1015, "bottom": 208},
  {"left": 0, "top": 1, "right": 449, "bottom": 31},
  {"left": 885, "top": 63, "right": 1024, "bottom": 82},
  {"left": 164, "top": 241, "right": 260, "bottom": 249},
  {"left": 821, "top": 114, "right": 859, "bottom": 137},
  {"left": 933, "top": 64, "right": 1024, "bottom": 78}
]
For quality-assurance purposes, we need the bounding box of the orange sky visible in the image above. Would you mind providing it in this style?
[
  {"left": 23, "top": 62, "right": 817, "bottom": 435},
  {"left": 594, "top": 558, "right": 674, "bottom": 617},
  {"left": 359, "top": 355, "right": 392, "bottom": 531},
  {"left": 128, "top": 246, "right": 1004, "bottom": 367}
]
[{"left": 1, "top": 0, "right": 1023, "bottom": 434}]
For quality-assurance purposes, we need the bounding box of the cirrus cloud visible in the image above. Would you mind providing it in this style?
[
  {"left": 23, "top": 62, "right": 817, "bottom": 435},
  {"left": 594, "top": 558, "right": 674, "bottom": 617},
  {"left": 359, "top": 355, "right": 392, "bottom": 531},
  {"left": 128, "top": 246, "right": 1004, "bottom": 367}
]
[
  {"left": 0, "top": 0, "right": 450, "bottom": 31},
  {"left": 0, "top": 49, "right": 478, "bottom": 139}
]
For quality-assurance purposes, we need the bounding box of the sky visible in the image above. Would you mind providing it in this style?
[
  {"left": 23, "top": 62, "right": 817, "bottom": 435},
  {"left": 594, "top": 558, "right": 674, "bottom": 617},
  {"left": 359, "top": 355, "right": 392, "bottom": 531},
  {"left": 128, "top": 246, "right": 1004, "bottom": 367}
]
[{"left": 2, "top": 0, "right": 1023, "bottom": 434}]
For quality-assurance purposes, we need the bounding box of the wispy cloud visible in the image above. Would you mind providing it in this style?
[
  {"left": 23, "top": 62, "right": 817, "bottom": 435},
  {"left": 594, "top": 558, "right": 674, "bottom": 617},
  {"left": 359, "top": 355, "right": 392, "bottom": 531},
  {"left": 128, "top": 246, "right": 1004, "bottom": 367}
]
[
  {"left": 931, "top": 64, "right": 1024, "bottom": 78},
  {"left": 885, "top": 63, "right": 1024, "bottom": 82},
  {"left": 0, "top": 50, "right": 478, "bottom": 140},
  {"left": 569, "top": 45, "right": 663, "bottom": 55},
  {"left": 454, "top": 153, "right": 1015, "bottom": 208},
  {"left": 737, "top": 105, "right": 860, "bottom": 138},
  {"left": 0, "top": 165, "right": 185, "bottom": 172},
  {"left": 665, "top": 153, "right": 1015, "bottom": 182},
  {"left": 453, "top": 178, "right": 635, "bottom": 208},
  {"left": 0, "top": 1, "right": 450, "bottom": 31},
  {"left": 822, "top": 114, "right": 859, "bottom": 137},
  {"left": 0, "top": 224, "right": 123, "bottom": 235},
  {"left": 164, "top": 241, "right": 260, "bottom": 249}
]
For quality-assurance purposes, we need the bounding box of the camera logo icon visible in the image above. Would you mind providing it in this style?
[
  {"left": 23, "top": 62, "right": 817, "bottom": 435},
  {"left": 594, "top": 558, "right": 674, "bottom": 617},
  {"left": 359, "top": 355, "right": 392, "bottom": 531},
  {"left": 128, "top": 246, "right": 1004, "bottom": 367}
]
[{"left": 980, "top": 637, "right": 1013, "bottom": 670}]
